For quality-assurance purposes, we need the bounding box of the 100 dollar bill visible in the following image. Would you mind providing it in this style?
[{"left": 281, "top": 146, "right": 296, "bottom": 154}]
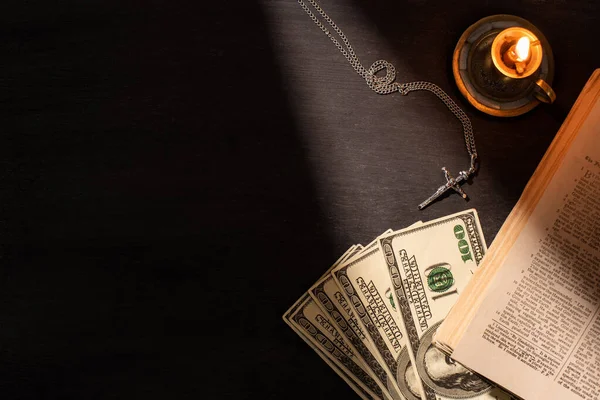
[
  {"left": 378, "top": 210, "right": 515, "bottom": 400},
  {"left": 311, "top": 232, "right": 402, "bottom": 400},
  {"left": 332, "top": 241, "right": 418, "bottom": 400},
  {"left": 283, "top": 294, "right": 376, "bottom": 400},
  {"left": 289, "top": 295, "right": 385, "bottom": 400}
]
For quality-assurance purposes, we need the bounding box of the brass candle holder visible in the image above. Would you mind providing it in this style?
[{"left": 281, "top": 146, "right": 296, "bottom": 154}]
[{"left": 453, "top": 15, "right": 556, "bottom": 117}]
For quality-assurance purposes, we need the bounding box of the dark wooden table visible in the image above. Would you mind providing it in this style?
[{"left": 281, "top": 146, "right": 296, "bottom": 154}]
[{"left": 2, "top": 0, "right": 598, "bottom": 398}]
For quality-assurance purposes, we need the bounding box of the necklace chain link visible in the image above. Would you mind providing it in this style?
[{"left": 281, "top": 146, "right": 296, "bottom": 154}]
[{"left": 297, "top": 0, "right": 479, "bottom": 208}]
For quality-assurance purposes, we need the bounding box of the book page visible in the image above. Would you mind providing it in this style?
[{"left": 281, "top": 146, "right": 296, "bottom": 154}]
[{"left": 452, "top": 93, "right": 600, "bottom": 400}]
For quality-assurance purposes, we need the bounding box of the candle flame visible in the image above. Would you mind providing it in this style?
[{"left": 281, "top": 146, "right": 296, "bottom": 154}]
[{"left": 515, "top": 37, "right": 530, "bottom": 61}]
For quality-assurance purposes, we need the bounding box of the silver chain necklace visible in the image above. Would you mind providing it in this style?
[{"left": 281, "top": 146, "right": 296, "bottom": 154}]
[{"left": 297, "top": 0, "right": 479, "bottom": 210}]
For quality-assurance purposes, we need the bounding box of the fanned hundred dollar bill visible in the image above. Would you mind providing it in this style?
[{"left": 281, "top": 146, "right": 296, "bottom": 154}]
[
  {"left": 283, "top": 211, "right": 511, "bottom": 400},
  {"left": 332, "top": 238, "right": 418, "bottom": 400},
  {"left": 283, "top": 293, "right": 376, "bottom": 400},
  {"left": 310, "top": 232, "right": 401, "bottom": 400},
  {"left": 288, "top": 294, "right": 386, "bottom": 400},
  {"left": 377, "top": 210, "right": 516, "bottom": 400},
  {"left": 284, "top": 245, "right": 385, "bottom": 400}
]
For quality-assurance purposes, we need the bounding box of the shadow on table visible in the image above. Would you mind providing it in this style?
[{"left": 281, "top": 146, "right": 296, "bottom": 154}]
[{"left": 0, "top": 1, "right": 335, "bottom": 398}]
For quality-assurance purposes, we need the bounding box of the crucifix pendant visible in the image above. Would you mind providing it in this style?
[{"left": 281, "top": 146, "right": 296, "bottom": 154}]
[{"left": 418, "top": 155, "right": 478, "bottom": 210}]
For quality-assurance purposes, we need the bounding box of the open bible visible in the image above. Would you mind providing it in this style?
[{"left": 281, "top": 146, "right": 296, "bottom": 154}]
[{"left": 434, "top": 69, "right": 600, "bottom": 400}]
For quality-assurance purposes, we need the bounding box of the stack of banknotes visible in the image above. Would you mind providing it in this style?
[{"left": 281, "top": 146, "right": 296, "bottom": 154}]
[{"left": 283, "top": 209, "right": 516, "bottom": 400}]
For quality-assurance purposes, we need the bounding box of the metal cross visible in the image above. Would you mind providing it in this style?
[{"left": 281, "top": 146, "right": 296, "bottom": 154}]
[{"left": 418, "top": 155, "right": 478, "bottom": 210}]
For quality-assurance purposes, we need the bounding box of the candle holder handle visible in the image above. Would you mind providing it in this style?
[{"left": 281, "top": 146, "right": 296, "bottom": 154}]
[{"left": 534, "top": 79, "right": 557, "bottom": 104}]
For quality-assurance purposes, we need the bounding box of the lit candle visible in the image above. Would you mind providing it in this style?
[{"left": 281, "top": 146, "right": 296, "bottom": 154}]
[
  {"left": 491, "top": 27, "right": 543, "bottom": 79},
  {"left": 503, "top": 36, "right": 531, "bottom": 74}
]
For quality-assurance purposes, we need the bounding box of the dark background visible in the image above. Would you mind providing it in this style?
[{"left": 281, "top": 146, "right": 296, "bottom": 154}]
[{"left": 1, "top": 0, "right": 598, "bottom": 398}]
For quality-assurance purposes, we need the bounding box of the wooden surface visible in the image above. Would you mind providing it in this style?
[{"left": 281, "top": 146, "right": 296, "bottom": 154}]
[{"left": 1, "top": 0, "right": 599, "bottom": 398}]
